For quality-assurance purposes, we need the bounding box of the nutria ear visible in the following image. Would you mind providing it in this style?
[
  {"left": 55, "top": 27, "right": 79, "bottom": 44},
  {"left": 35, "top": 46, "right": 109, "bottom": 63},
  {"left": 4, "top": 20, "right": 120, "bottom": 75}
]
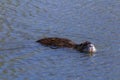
[{"left": 79, "top": 41, "right": 91, "bottom": 47}]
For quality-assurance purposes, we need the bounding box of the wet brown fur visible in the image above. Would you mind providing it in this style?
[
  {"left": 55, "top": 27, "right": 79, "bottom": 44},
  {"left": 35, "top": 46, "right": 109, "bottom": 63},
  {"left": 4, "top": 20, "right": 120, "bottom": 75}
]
[
  {"left": 36, "top": 37, "right": 92, "bottom": 52},
  {"left": 36, "top": 37, "right": 76, "bottom": 48}
]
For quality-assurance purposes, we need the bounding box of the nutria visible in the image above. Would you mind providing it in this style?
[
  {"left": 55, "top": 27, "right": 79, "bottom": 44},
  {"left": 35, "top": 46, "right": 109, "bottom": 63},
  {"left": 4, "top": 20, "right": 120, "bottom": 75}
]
[{"left": 36, "top": 37, "right": 96, "bottom": 53}]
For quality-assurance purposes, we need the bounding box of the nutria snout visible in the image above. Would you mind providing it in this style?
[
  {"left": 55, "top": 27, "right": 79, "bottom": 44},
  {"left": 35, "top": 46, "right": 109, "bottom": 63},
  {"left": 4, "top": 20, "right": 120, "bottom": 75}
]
[{"left": 36, "top": 37, "right": 96, "bottom": 53}]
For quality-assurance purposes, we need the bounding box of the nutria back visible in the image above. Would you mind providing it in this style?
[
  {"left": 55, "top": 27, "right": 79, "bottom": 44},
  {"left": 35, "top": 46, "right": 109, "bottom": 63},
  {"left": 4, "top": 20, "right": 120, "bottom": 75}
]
[{"left": 36, "top": 37, "right": 76, "bottom": 48}]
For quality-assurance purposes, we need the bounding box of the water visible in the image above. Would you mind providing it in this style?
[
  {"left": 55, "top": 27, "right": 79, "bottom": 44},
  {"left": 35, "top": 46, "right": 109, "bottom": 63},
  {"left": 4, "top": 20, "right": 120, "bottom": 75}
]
[{"left": 0, "top": 0, "right": 120, "bottom": 80}]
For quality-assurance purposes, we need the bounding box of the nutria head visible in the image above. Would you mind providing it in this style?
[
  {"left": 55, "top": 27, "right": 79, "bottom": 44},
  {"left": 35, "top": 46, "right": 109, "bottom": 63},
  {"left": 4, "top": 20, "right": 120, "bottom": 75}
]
[{"left": 75, "top": 41, "right": 96, "bottom": 53}]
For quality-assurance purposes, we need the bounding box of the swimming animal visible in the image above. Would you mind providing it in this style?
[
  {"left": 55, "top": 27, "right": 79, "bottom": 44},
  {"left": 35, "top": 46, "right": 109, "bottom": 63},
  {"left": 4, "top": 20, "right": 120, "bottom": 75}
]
[{"left": 36, "top": 37, "right": 96, "bottom": 53}]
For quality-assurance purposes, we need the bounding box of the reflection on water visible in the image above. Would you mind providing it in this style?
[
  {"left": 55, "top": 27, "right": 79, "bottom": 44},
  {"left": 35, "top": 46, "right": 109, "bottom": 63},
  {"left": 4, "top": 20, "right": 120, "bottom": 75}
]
[{"left": 0, "top": 0, "right": 120, "bottom": 80}]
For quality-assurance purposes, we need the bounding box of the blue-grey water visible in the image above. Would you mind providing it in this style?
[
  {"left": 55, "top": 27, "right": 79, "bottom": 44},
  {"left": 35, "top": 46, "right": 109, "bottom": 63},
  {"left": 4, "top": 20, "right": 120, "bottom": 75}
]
[{"left": 0, "top": 0, "right": 120, "bottom": 80}]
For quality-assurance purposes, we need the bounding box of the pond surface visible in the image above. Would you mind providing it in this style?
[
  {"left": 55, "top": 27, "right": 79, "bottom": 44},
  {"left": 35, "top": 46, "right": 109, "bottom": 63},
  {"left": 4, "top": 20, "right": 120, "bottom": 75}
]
[{"left": 0, "top": 0, "right": 120, "bottom": 80}]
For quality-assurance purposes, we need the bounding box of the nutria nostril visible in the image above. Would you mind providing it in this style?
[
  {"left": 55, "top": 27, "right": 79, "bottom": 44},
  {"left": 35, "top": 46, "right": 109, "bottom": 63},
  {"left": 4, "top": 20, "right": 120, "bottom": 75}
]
[{"left": 36, "top": 37, "right": 96, "bottom": 53}]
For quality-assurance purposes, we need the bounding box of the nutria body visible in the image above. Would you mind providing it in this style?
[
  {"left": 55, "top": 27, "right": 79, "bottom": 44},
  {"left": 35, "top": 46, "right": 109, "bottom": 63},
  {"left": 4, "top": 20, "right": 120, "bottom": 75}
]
[
  {"left": 36, "top": 37, "right": 75, "bottom": 48},
  {"left": 36, "top": 37, "right": 96, "bottom": 53}
]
